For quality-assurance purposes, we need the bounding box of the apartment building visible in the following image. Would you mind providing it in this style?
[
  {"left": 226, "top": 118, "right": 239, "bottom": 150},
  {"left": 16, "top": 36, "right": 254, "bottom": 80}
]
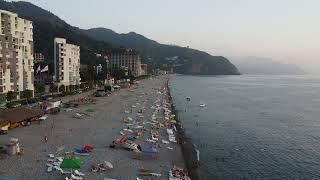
[
  {"left": 54, "top": 38, "right": 81, "bottom": 86},
  {"left": 34, "top": 52, "right": 44, "bottom": 63},
  {"left": 110, "top": 49, "right": 142, "bottom": 77},
  {"left": 140, "top": 64, "right": 148, "bottom": 76},
  {"left": 0, "top": 10, "right": 34, "bottom": 98}
]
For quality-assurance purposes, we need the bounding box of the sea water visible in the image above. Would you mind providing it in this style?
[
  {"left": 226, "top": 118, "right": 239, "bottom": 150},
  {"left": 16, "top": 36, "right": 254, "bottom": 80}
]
[{"left": 170, "top": 75, "right": 320, "bottom": 179}]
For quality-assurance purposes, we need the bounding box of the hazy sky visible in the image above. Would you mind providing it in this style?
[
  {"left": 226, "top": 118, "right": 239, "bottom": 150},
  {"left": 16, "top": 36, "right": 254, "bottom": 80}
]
[{"left": 13, "top": 0, "right": 320, "bottom": 73}]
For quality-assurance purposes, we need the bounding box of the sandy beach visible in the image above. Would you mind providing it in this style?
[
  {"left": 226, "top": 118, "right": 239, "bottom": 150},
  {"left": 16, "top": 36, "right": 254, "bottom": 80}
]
[{"left": 0, "top": 76, "right": 185, "bottom": 180}]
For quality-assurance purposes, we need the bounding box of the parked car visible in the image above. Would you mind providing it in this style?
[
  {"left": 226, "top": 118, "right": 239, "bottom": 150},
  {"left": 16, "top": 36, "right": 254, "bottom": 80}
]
[
  {"left": 41, "top": 100, "right": 61, "bottom": 114},
  {"left": 0, "top": 130, "right": 8, "bottom": 135}
]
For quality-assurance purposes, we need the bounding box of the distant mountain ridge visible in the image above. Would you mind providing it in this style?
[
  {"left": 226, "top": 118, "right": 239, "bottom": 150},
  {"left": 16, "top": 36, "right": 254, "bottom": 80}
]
[
  {"left": 231, "top": 57, "right": 305, "bottom": 75},
  {"left": 83, "top": 28, "right": 240, "bottom": 75},
  {"left": 0, "top": 0, "right": 240, "bottom": 75}
]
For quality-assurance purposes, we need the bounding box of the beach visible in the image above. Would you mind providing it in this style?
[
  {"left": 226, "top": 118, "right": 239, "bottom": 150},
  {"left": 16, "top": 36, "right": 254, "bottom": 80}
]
[{"left": 0, "top": 76, "right": 185, "bottom": 180}]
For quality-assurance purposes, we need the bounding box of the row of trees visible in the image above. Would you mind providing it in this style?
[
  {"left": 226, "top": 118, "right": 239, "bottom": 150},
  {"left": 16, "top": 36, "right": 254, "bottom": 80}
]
[{"left": 5, "top": 90, "right": 33, "bottom": 102}]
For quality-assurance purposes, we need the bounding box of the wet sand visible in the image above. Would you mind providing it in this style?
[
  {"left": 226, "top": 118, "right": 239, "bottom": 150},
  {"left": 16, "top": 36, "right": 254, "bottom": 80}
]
[{"left": 0, "top": 76, "right": 185, "bottom": 180}]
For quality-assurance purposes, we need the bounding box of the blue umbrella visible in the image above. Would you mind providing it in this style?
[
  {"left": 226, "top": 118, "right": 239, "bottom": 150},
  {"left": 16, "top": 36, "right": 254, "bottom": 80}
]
[{"left": 142, "top": 146, "right": 159, "bottom": 153}]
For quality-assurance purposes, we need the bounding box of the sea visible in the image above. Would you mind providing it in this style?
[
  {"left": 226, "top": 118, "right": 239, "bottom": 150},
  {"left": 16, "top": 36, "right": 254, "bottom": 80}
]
[{"left": 169, "top": 75, "right": 320, "bottom": 180}]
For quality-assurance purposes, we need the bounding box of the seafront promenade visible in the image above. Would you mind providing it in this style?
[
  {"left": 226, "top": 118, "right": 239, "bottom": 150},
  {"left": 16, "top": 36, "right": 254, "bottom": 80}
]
[{"left": 0, "top": 76, "right": 186, "bottom": 180}]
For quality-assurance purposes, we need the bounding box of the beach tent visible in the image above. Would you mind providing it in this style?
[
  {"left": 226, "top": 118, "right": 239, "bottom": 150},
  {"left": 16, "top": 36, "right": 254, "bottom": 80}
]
[
  {"left": 86, "top": 108, "right": 96, "bottom": 112},
  {"left": 60, "top": 158, "right": 82, "bottom": 169},
  {"left": 142, "top": 147, "right": 159, "bottom": 153}
]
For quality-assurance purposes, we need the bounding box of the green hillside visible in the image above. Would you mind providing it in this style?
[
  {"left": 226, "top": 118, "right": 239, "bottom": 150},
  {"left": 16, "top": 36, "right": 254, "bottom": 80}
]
[{"left": 84, "top": 28, "right": 240, "bottom": 75}]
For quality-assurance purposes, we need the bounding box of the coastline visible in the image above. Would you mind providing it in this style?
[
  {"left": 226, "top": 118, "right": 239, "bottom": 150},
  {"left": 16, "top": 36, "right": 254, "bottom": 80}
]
[{"left": 166, "top": 76, "right": 201, "bottom": 180}]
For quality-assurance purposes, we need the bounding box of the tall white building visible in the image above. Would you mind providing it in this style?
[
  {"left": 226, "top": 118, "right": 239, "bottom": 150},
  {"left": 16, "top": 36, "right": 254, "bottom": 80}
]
[
  {"left": 0, "top": 10, "right": 34, "bottom": 98},
  {"left": 54, "top": 38, "right": 81, "bottom": 86},
  {"left": 110, "top": 49, "right": 142, "bottom": 77}
]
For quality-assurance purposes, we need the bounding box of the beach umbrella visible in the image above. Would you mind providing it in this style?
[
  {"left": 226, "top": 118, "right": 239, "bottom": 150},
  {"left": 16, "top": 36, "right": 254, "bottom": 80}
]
[
  {"left": 119, "top": 136, "right": 127, "bottom": 144},
  {"left": 74, "top": 149, "right": 91, "bottom": 155},
  {"left": 60, "top": 158, "right": 82, "bottom": 169},
  {"left": 142, "top": 147, "right": 159, "bottom": 153},
  {"left": 104, "top": 161, "right": 114, "bottom": 169},
  {"left": 83, "top": 145, "right": 93, "bottom": 151}
]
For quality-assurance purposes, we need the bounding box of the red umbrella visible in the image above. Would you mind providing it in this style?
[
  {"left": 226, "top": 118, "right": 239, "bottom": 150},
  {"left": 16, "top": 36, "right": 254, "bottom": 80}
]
[
  {"left": 83, "top": 145, "right": 93, "bottom": 151},
  {"left": 119, "top": 137, "right": 127, "bottom": 144}
]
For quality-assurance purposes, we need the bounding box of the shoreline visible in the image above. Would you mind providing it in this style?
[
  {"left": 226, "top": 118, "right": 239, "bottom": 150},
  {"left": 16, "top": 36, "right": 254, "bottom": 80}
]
[{"left": 166, "top": 77, "right": 201, "bottom": 180}]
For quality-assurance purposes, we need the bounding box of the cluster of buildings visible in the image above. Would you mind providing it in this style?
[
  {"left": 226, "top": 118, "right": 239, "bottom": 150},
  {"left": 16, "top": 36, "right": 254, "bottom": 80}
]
[
  {"left": 0, "top": 10, "right": 148, "bottom": 101},
  {"left": 109, "top": 49, "right": 147, "bottom": 77}
]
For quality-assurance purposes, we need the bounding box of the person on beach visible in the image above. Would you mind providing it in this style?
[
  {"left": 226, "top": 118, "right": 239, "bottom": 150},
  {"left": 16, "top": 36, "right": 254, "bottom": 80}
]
[{"left": 109, "top": 140, "right": 116, "bottom": 148}]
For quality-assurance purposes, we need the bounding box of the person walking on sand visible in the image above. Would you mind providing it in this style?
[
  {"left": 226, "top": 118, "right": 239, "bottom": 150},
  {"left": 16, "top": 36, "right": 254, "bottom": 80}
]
[{"left": 44, "top": 136, "right": 48, "bottom": 143}]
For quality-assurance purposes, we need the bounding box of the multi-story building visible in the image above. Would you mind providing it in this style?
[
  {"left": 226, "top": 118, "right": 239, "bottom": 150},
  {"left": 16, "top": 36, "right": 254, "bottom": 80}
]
[
  {"left": 0, "top": 10, "right": 34, "bottom": 98},
  {"left": 34, "top": 52, "right": 44, "bottom": 63},
  {"left": 140, "top": 64, "right": 148, "bottom": 76},
  {"left": 53, "top": 38, "right": 80, "bottom": 86},
  {"left": 110, "top": 49, "right": 142, "bottom": 77},
  {"left": 34, "top": 71, "right": 52, "bottom": 85}
]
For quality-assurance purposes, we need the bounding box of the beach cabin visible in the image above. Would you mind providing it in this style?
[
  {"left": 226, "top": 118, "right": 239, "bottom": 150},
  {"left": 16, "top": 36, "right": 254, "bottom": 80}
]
[{"left": 0, "top": 107, "right": 44, "bottom": 129}]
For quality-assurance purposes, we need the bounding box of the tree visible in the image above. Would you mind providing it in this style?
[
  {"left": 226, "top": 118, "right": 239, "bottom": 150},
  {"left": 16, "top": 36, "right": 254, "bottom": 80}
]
[
  {"left": 69, "top": 85, "right": 75, "bottom": 92},
  {"left": 59, "top": 85, "right": 66, "bottom": 92},
  {"left": 21, "top": 90, "right": 33, "bottom": 100},
  {"left": 6, "top": 91, "right": 17, "bottom": 102},
  {"left": 0, "top": 93, "right": 6, "bottom": 103},
  {"left": 49, "top": 84, "right": 58, "bottom": 93},
  {"left": 35, "top": 85, "right": 45, "bottom": 93},
  {"left": 112, "top": 68, "right": 127, "bottom": 80}
]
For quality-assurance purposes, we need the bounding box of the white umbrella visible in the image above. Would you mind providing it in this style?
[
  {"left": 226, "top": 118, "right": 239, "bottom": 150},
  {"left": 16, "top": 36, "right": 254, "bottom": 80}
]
[{"left": 104, "top": 161, "right": 113, "bottom": 169}]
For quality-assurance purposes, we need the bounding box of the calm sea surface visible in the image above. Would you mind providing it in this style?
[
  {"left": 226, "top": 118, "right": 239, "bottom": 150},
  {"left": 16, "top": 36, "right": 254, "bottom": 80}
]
[{"left": 169, "top": 75, "right": 320, "bottom": 180}]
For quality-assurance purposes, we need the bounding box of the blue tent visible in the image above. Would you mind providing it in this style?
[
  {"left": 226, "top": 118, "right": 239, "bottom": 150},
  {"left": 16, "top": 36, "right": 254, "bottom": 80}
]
[
  {"left": 142, "top": 147, "right": 159, "bottom": 153},
  {"left": 0, "top": 176, "right": 12, "bottom": 180}
]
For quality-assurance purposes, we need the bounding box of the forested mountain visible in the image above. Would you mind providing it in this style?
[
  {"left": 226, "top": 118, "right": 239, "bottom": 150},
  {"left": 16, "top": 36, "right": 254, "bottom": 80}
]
[
  {"left": 84, "top": 28, "right": 240, "bottom": 75},
  {"left": 0, "top": 0, "right": 240, "bottom": 75},
  {"left": 231, "top": 57, "right": 305, "bottom": 75}
]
